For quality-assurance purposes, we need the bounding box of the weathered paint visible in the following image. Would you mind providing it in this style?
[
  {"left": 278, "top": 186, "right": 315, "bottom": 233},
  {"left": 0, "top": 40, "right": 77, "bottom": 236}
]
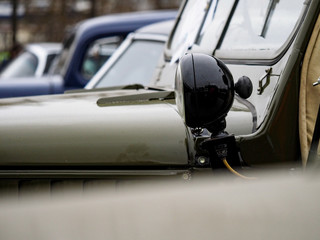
[{"left": 0, "top": 90, "right": 190, "bottom": 167}]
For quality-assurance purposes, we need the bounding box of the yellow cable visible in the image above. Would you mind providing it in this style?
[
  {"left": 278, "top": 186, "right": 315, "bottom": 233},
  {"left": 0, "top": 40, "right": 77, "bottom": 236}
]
[{"left": 222, "top": 158, "right": 256, "bottom": 180}]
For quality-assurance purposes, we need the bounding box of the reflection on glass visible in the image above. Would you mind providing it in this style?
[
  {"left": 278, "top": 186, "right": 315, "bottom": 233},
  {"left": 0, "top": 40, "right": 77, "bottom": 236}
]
[
  {"left": 260, "top": 0, "right": 279, "bottom": 37},
  {"left": 51, "top": 33, "right": 75, "bottom": 75},
  {"left": 169, "top": 0, "right": 212, "bottom": 62},
  {"left": 81, "top": 37, "right": 121, "bottom": 80},
  {"left": 220, "top": 0, "right": 304, "bottom": 50},
  {"left": 196, "top": 0, "right": 219, "bottom": 44},
  {"left": 95, "top": 40, "right": 164, "bottom": 88},
  {"left": 0, "top": 51, "right": 38, "bottom": 78}
]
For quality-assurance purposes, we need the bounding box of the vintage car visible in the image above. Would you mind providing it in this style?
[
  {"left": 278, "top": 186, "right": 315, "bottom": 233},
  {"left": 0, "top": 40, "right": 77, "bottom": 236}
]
[
  {"left": 0, "top": 42, "right": 62, "bottom": 98},
  {"left": 0, "top": 43, "right": 61, "bottom": 78},
  {"left": 0, "top": 10, "right": 177, "bottom": 98},
  {"left": 0, "top": 0, "right": 319, "bottom": 197},
  {"left": 151, "top": 0, "right": 320, "bottom": 167},
  {"left": 85, "top": 20, "right": 174, "bottom": 89}
]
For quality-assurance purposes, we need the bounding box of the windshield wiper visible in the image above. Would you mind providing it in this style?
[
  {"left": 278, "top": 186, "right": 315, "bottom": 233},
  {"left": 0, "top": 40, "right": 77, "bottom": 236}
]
[
  {"left": 65, "top": 84, "right": 170, "bottom": 94},
  {"left": 120, "top": 84, "right": 171, "bottom": 91},
  {"left": 260, "top": 0, "right": 279, "bottom": 37},
  {"left": 97, "top": 89, "right": 175, "bottom": 107}
]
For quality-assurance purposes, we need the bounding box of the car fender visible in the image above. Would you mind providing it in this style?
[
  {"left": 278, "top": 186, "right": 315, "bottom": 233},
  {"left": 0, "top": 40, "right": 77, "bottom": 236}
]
[{"left": 0, "top": 91, "right": 191, "bottom": 167}]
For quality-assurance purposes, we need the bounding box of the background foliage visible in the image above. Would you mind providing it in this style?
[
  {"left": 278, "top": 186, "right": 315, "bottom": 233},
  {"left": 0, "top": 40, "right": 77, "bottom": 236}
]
[{"left": 0, "top": 0, "right": 181, "bottom": 51}]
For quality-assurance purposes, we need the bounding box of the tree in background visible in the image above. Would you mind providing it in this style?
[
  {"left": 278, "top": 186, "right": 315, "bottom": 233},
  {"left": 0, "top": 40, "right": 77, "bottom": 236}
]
[{"left": 0, "top": 0, "right": 180, "bottom": 50}]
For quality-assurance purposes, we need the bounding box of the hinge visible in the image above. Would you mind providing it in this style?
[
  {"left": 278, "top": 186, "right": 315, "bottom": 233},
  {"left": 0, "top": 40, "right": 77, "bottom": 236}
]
[{"left": 257, "top": 68, "right": 278, "bottom": 95}]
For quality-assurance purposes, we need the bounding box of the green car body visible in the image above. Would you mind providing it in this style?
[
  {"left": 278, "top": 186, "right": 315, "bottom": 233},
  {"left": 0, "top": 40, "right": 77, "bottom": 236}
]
[{"left": 0, "top": 0, "right": 319, "bottom": 196}]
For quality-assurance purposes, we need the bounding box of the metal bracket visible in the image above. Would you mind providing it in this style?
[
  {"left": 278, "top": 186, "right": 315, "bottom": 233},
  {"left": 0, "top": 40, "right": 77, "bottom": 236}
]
[
  {"left": 257, "top": 68, "right": 278, "bottom": 95},
  {"left": 201, "top": 134, "right": 241, "bottom": 169},
  {"left": 313, "top": 77, "right": 320, "bottom": 86}
]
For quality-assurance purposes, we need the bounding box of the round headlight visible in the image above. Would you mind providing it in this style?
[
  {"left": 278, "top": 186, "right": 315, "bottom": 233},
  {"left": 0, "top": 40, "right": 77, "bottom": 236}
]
[{"left": 175, "top": 53, "right": 234, "bottom": 132}]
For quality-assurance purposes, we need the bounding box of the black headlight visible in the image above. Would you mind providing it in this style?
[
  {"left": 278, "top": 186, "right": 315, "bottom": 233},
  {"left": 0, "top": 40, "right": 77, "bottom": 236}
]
[{"left": 175, "top": 53, "right": 234, "bottom": 133}]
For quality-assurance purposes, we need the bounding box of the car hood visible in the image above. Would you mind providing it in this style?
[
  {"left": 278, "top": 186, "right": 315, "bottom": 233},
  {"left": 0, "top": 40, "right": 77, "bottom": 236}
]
[{"left": 0, "top": 89, "right": 190, "bottom": 168}]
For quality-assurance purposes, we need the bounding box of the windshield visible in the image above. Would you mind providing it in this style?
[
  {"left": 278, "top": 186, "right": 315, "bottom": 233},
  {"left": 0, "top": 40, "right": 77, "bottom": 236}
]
[
  {"left": 0, "top": 51, "right": 38, "bottom": 78},
  {"left": 169, "top": 0, "right": 213, "bottom": 63},
  {"left": 219, "top": 0, "right": 305, "bottom": 50},
  {"left": 94, "top": 40, "right": 165, "bottom": 88}
]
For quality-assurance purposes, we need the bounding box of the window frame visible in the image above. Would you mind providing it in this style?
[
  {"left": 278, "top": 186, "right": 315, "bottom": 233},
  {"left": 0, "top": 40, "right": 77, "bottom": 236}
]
[{"left": 214, "top": 0, "right": 309, "bottom": 64}]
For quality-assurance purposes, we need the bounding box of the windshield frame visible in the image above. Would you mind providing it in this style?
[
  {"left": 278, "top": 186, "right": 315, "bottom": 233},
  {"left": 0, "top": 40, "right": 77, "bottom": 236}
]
[
  {"left": 86, "top": 33, "right": 168, "bottom": 89},
  {"left": 49, "top": 31, "right": 76, "bottom": 76},
  {"left": 214, "top": 0, "right": 309, "bottom": 64}
]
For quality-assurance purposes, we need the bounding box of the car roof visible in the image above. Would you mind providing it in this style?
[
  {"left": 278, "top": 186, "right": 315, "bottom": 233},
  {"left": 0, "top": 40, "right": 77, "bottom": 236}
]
[
  {"left": 73, "top": 10, "right": 177, "bottom": 38},
  {"left": 25, "top": 43, "right": 62, "bottom": 55},
  {"left": 135, "top": 20, "right": 175, "bottom": 36}
]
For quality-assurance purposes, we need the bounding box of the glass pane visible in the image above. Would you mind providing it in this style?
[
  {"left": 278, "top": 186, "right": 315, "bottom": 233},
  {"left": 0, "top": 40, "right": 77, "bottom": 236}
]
[
  {"left": 81, "top": 37, "right": 121, "bottom": 80},
  {"left": 220, "top": 0, "right": 304, "bottom": 51},
  {"left": 196, "top": 0, "right": 231, "bottom": 44},
  {"left": 44, "top": 53, "right": 59, "bottom": 74},
  {"left": 169, "top": 0, "right": 211, "bottom": 62},
  {"left": 95, "top": 40, "right": 164, "bottom": 88},
  {"left": 51, "top": 32, "right": 75, "bottom": 75},
  {"left": 0, "top": 51, "right": 38, "bottom": 78}
]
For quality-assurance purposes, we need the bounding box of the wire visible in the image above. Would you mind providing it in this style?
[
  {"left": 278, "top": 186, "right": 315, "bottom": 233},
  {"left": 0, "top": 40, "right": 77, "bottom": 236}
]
[{"left": 222, "top": 158, "right": 256, "bottom": 180}]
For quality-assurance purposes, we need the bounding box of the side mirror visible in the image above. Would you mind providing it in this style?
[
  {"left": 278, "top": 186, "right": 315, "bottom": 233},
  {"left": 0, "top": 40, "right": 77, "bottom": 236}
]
[{"left": 175, "top": 53, "right": 234, "bottom": 135}]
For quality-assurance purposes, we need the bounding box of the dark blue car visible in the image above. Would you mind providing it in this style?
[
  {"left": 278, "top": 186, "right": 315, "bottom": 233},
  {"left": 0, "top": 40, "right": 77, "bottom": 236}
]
[{"left": 0, "top": 10, "right": 176, "bottom": 98}]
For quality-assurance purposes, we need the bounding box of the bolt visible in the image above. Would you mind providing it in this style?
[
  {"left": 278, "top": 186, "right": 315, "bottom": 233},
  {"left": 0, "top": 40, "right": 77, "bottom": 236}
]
[
  {"left": 182, "top": 172, "right": 191, "bottom": 180},
  {"left": 197, "top": 156, "right": 207, "bottom": 165}
]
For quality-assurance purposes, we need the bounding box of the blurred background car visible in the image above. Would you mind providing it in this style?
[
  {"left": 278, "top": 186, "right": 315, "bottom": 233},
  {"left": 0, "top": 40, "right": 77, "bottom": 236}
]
[
  {"left": 85, "top": 20, "right": 174, "bottom": 90},
  {"left": 49, "top": 10, "right": 177, "bottom": 89},
  {"left": 0, "top": 10, "right": 177, "bottom": 98},
  {"left": 0, "top": 42, "right": 61, "bottom": 78}
]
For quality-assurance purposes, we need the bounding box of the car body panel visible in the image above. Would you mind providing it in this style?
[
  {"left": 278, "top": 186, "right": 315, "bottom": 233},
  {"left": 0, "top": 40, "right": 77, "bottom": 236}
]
[
  {"left": 0, "top": 0, "right": 318, "bottom": 189},
  {"left": 0, "top": 75, "right": 64, "bottom": 98},
  {"left": 0, "top": 90, "right": 190, "bottom": 167}
]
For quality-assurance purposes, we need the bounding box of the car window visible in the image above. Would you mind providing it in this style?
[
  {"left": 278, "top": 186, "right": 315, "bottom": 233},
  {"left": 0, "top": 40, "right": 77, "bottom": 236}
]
[
  {"left": 0, "top": 51, "right": 38, "bottom": 78},
  {"left": 168, "top": 0, "right": 212, "bottom": 62},
  {"left": 219, "top": 0, "right": 305, "bottom": 51},
  {"left": 195, "top": 0, "right": 235, "bottom": 47},
  {"left": 95, "top": 40, "right": 164, "bottom": 88},
  {"left": 81, "top": 37, "right": 122, "bottom": 81},
  {"left": 43, "top": 53, "right": 59, "bottom": 74},
  {"left": 50, "top": 32, "right": 75, "bottom": 75}
]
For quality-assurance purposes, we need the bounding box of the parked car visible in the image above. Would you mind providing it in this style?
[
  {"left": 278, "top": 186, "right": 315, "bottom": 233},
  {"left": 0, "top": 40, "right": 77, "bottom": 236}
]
[
  {"left": 0, "top": 42, "right": 61, "bottom": 78},
  {"left": 0, "top": 0, "right": 318, "bottom": 197},
  {"left": 152, "top": 0, "right": 316, "bottom": 166},
  {"left": 0, "top": 10, "right": 177, "bottom": 98},
  {"left": 85, "top": 20, "right": 174, "bottom": 89}
]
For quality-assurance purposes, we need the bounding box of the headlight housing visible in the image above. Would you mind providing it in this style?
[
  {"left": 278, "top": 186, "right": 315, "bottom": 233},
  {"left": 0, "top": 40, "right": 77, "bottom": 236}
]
[{"left": 175, "top": 53, "right": 234, "bottom": 133}]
